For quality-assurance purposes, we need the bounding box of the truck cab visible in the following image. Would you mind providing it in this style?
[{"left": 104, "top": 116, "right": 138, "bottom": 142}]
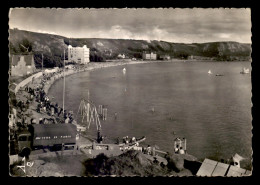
[{"left": 17, "top": 130, "right": 32, "bottom": 157}]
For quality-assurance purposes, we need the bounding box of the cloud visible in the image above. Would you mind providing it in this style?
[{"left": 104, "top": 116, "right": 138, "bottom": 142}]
[
  {"left": 9, "top": 8, "right": 252, "bottom": 43},
  {"left": 37, "top": 30, "right": 58, "bottom": 35},
  {"left": 217, "top": 33, "right": 232, "bottom": 39}
]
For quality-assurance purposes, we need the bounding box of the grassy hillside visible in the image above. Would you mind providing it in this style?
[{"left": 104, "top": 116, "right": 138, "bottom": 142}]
[{"left": 9, "top": 29, "right": 251, "bottom": 68}]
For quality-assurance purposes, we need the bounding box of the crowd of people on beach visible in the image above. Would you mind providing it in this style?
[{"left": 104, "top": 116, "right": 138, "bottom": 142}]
[
  {"left": 9, "top": 62, "right": 149, "bottom": 146},
  {"left": 9, "top": 67, "right": 82, "bottom": 141}
]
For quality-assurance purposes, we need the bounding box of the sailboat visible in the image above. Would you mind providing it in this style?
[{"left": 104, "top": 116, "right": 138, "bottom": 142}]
[
  {"left": 240, "top": 67, "right": 250, "bottom": 74},
  {"left": 208, "top": 70, "right": 213, "bottom": 75}
]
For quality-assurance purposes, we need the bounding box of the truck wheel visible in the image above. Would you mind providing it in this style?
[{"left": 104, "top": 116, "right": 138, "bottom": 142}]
[{"left": 19, "top": 147, "right": 31, "bottom": 157}]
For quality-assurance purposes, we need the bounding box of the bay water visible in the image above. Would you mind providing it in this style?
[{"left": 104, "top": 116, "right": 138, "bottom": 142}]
[{"left": 48, "top": 61, "right": 252, "bottom": 169}]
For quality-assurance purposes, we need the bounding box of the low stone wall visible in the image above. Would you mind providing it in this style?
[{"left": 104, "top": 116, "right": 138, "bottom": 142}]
[{"left": 14, "top": 72, "right": 43, "bottom": 94}]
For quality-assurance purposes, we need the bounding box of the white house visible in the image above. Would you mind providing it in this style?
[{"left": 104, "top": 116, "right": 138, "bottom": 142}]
[
  {"left": 68, "top": 45, "right": 90, "bottom": 64},
  {"left": 117, "top": 54, "right": 126, "bottom": 59},
  {"left": 142, "top": 51, "right": 157, "bottom": 60},
  {"left": 10, "top": 54, "right": 36, "bottom": 76}
]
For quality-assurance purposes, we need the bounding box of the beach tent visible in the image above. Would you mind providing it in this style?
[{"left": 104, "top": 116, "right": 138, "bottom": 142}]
[{"left": 44, "top": 68, "right": 58, "bottom": 73}]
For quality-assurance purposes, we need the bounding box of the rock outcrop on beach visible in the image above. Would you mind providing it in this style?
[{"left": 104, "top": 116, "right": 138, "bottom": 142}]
[
  {"left": 9, "top": 29, "right": 251, "bottom": 67},
  {"left": 83, "top": 150, "right": 200, "bottom": 177}
]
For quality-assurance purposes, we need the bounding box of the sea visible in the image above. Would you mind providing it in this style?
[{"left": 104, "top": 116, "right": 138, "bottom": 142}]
[{"left": 48, "top": 61, "right": 252, "bottom": 169}]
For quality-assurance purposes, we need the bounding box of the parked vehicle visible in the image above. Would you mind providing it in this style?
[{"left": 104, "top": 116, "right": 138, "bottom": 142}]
[{"left": 17, "top": 124, "right": 77, "bottom": 157}]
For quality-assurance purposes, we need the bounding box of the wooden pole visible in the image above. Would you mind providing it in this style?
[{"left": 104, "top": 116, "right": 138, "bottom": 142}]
[
  {"left": 63, "top": 50, "right": 65, "bottom": 114},
  {"left": 103, "top": 108, "right": 105, "bottom": 120},
  {"left": 184, "top": 138, "right": 187, "bottom": 152},
  {"left": 41, "top": 53, "right": 43, "bottom": 73},
  {"left": 86, "top": 103, "right": 90, "bottom": 123},
  {"left": 104, "top": 108, "right": 107, "bottom": 120},
  {"left": 99, "top": 105, "right": 102, "bottom": 115},
  {"left": 103, "top": 108, "right": 106, "bottom": 120}
]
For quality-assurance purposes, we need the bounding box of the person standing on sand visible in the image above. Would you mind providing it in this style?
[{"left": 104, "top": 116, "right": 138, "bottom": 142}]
[
  {"left": 179, "top": 147, "right": 185, "bottom": 154},
  {"left": 64, "top": 110, "right": 67, "bottom": 119},
  {"left": 147, "top": 145, "right": 151, "bottom": 155},
  {"left": 58, "top": 108, "right": 63, "bottom": 117},
  {"left": 54, "top": 103, "right": 58, "bottom": 114},
  {"left": 37, "top": 103, "right": 41, "bottom": 113},
  {"left": 39, "top": 118, "right": 43, "bottom": 124},
  {"left": 26, "top": 99, "right": 30, "bottom": 109},
  {"left": 174, "top": 144, "right": 180, "bottom": 154},
  {"left": 65, "top": 117, "right": 70, "bottom": 124},
  {"left": 43, "top": 106, "right": 46, "bottom": 113},
  {"left": 51, "top": 106, "right": 55, "bottom": 116}
]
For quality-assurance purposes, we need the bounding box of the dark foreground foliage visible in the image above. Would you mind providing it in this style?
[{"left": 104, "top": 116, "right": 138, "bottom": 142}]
[{"left": 83, "top": 150, "right": 199, "bottom": 177}]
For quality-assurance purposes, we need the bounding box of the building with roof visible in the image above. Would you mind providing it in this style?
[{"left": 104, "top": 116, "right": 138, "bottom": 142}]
[
  {"left": 159, "top": 54, "right": 171, "bottom": 60},
  {"left": 9, "top": 55, "right": 36, "bottom": 76},
  {"left": 68, "top": 45, "right": 90, "bottom": 64},
  {"left": 142, "top": 51, "right": 157, "bottom": 60},
  {"left": 117, "top": 53, "right": 126, "bottom": 59}
]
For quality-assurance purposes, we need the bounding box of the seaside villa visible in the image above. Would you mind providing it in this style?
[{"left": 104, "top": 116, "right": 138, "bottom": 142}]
[
  {"left": 68, "top": 45, "right": 90, "bottom": 64},
  {"left": 9, "top": 54, "right": 36, "bottom": 77},
  {"left": 142, "top": 51, "right": 157, "bottom": 60}
]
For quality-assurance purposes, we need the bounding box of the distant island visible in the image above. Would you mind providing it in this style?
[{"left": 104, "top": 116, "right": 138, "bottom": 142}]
[{"left": 9, "top": 29, "right": 251, "bottom": 68}]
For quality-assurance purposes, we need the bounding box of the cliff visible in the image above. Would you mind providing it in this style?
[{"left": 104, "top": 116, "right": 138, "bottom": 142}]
[{"left": 9, "top": 29, "right": 251, "bottom": 67}]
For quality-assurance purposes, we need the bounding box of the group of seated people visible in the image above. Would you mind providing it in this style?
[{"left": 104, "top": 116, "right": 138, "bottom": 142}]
[
  {"left": 174, "top": 145, "right": 185, "bottom": 154},
  {"left": 122, "top": 136, "right": 137, "bottom": 144},
  {"left": 174, "top": 137, "right": 186, "bottom": 154}
]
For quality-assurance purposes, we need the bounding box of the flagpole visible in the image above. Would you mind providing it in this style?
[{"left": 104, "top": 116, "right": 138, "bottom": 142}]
[{"left": 63, "top": 50, "right": 65, "bottom": 114}]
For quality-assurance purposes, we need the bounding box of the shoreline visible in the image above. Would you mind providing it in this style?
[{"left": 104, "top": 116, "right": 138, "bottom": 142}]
[
  {"left": 14, "top": 59, "right": 251, "bottom": 97},
  {"left": 12, "top": 60, "right": 172, "bottom": 126},
  {"left": 44, "top": 60, "right": 173, "bottom": 95},
  {"left": 12, "top": 58, "right": 252, "bottom": 128}
]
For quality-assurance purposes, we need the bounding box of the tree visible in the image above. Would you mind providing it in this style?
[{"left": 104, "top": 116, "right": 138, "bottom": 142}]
[
  {"left": 90, "top": 52, "right": 106, "bottom": 62},
  {"left": 9, "top": 42, "right": 17, "bottom": 54},
  {"left": 175, "top": 51, "right": 189, "bottom": 59},
  {"left": 18, "top": 39, "right": 33, "bottom": 54}
]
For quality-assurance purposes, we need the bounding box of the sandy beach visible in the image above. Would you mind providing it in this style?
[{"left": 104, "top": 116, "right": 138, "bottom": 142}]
[
  {"left": 12, "top": 59, "right": 188, "bottom": 126},
  {"left": 12, "top": 60, "right": 173, "bottom": 136}
]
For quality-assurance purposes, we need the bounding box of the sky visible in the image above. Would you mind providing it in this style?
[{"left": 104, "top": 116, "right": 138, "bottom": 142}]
[{"left": 9, "top": 8, "right": 251, "bottom": 43}]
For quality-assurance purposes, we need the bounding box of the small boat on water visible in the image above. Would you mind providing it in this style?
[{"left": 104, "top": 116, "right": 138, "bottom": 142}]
[
  {"left": 216, "top": 74, "right": 224, "bottom": 76},
  {"left": 208, "top": 70, "right": 213, "bottom": 75},
  {"left": 123, "top": 68, "right": 126, "bottom": 73},
  {"left": 118, "top": 136, "right": 146, "bottom": 146},
  {"left": 240, "top": 67, "right": 250, "bottom": 74}
]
